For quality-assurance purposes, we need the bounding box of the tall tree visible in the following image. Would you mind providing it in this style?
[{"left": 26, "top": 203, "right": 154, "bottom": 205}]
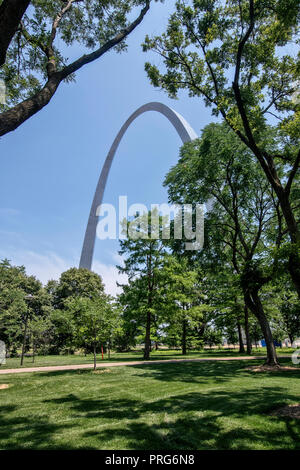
[
  {"left": 118, "top": 210, "right": 169, "bottom": 359},
  {"left": 160, "top": 256, "right": 206, "bottom": 355},
  {"left": 164, "top": 123, "right": 285, "bottom": 365},
  {"left": 143, "top": 0, "right": 300, "bottom": 296},
  {"left": 0, "top": 0, "right": 155, "bottom": 136}
]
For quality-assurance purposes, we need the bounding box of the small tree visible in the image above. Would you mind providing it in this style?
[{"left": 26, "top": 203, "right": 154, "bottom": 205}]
[
  {"left": 29, "top": 313, "right": 52, "bottom": 362},
  {"left": 67, "top": 296, "right": 117, "bottom": 370}
]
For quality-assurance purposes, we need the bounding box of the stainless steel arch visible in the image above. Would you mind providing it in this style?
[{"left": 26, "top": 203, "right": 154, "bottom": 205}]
[{"left": 79, "top": 102, "right": 198, "bottom": 270}]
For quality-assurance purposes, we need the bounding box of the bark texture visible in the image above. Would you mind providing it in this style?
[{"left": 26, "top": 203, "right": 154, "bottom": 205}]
[
  {"left": 244, "top": 291, "right": 279, "bottom": 366},
  {"left": 0, "top": 0, "right": 30, "bottom": 66}
]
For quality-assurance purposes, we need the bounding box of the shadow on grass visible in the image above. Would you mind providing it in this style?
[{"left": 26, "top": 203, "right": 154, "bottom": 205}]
[
  {"left": 0, "top": 404, "right": 76, "bottom": 450},
  {"left": 0, "top": 361, "right": 299, "bottom": 450},
  {"left": 43, "top": 384, "right": 299, "bottom": 450}
]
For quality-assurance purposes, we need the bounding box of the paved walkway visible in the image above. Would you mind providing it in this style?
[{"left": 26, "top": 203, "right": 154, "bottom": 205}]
[{"left": 0, "top": 355, "right": 290, "bottom": 375}]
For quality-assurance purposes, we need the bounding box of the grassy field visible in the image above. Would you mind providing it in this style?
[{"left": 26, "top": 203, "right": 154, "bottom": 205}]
[
  {"left": 0, "top": 358, "right": 299, "bottom": 450},
  {"left": 0, "top": 347, "right": 295, "bottom": 369}
]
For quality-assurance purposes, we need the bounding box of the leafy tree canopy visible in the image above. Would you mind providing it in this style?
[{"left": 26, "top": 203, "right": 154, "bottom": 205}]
[
  {"left": 144, "top": 0, "right": 299, "bottom": 146},
  {"left": 0, "top": 0, "right": 160, "bottom": 135},
  {"left": 143, "top": 1, "right": 300, "bottom": 298},
  {"left": 49, "top": 267, "right": 105, "bottom": 308}
]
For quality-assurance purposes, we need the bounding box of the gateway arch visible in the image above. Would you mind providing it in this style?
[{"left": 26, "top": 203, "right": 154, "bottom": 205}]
[{"left": 79, "top": 102, "right": 198, "bottom": 270}]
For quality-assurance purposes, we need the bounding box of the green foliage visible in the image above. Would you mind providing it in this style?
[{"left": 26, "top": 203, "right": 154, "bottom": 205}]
[
  {"left": 0, "top": 0, "right": 156, "bottom": 110},
  {"left": 46, "top": 267, "right": 108, "bottom": 353},
  {"left": 143, "top": 0, "right": 299, "bottom": 147},
  {"left": 158, "top": 256, "right": 206, "bottom": 352},
  {"left": 0, "top": 259, "right": 51, "bottom": 354},
  {"left": 49, "top": 267, "right": 105, "bottom": 308},
  {"left": 117, "top": 210, "right": 170, "bottom": 334},
  {"left": 112, "top": 317, "right": 139, "bottom": 352},
  {"left": 144, "top": 1, "right": 300, "bottom": 311},
  {"left": 165, "top": 122, "right": 279, "bottom": 276},
  {"left": 203, "top": 327, "right": 223, "bottom": 348},
  {"left": 66, "top": 295, "right": 118, "bottom": 351},
  {"left": 163, "top": 120, "right": 297, "bottom": 359}
]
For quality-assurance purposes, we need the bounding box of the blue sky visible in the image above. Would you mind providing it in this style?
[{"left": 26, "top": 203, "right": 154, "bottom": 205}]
[{"left": 0, "top": 1, "right": 214, "bottom": 294}]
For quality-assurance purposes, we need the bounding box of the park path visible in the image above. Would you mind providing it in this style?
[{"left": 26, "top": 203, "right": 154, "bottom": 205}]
[{"left": 0, "top": 355, "right": 290, "bottom": 375}]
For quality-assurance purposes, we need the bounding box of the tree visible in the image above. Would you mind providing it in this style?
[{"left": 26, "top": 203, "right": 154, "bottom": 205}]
[
  {"left": 112, "top": 314, "right": 139, "bottom": 352},
  {"left": 270, "top": 276, "right": 300, "bottom": 345},
  {"left": 203, "top": 327, "right": 222, "bottom": 349},
  {"left": 164, "top": 123, "right": 284, "bottom": 365},
  {"left": 49, "top": 307, "right": 76, "bottom": 354},
  {"left": 66, "top": 295, "right": 117, "bottom": 370},
  {"left": 19, "top": 285, "right": 51, "bottom": 365},
  {"left": 49, "top": 267, "right": 105, "bottom": 308},
  {"left": 45, "top": 267, "right": 106, "bottom": 354},
  {"left": 159, "top": 256, "right": 205, "bottom": 354},
  {"left": 0, "top": 286, "right": 25, "bottom": 356},
  {"left": 143, "top": 0, "right": 300, "bottom": 297},
  {"left": 29, "top": 313, "right": 52, "bottom": 362},
  {"left": 214, "top": 281, "right": 247, "bottom": 353},
  {"left": 0, "top": 0, "right": 31, "bottom": 67},
  {"left": 0, "top": 259, "right": 51, "bottom": 363},
  {"left": 0, "top": 0, "right": 156, "bottom": 136},
  {"left": 118, "top": 210, "right": 170, "bottom": 359}
]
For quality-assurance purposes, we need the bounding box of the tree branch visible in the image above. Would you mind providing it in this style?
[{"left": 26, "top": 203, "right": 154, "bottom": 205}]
[
  {"left": 285, "top": 148, "right": 300, "bottom": 196},
  {"left": 47, "top": 0, "right": 82, "bottom": 76},
  {"left": 61, "top": 0, "right": 150, "bottom": 78},
  {"left": 0, "top": 0, "right": 151, "bottom": 137}
]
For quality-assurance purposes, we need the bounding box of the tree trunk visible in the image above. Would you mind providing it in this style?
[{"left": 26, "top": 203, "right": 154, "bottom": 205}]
[
  {"left": 32, "top": 339, "right": 35, "bottom": 363},
  {"left": 288, "top": 249, "right": 300, "bottom": 299},
  {"left": 244, "top": 304, "right": 252, "bottom": 355},
  {"left": 93, "top": 343, "right": 97, "bottom": 371},
  {"left": 237, "top": 321, "right": 245, "bottom": 353},
  {"left": 0, "top": 73, "right": 62, "bottom": 136},
  {"left": 20, "top": 312, "right": 29, "bottom": 366},
  {"left": 0, "top": 0, "right": 31, "bottom": 66},
  {"left": 245, "top": 291, "right": 279, "bottom": 366},
  {"left": 276, "top": 188, "right": 300, "bottom": 298},
  {"left": 182, "top": 318, "right": 187, "bottom": 355},
  {"left": 143, "top": 311, "right": 151, "bottom": 360}
]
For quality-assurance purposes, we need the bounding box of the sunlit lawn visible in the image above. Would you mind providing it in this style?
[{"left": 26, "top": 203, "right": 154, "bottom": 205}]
[
  {"left": 0, "top": 347, "right": 295, "bottom": 370},
  {"left": 0, "top": 358, "right": 299, "bottom": 450}
]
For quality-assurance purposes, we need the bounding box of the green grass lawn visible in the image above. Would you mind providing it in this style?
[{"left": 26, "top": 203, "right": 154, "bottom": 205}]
[
  {"left": 0, "top": 347, "right": 294, "bottom": 369},
  {"left": 0, "top": 358, "right": 299, "bottom": 450}
]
